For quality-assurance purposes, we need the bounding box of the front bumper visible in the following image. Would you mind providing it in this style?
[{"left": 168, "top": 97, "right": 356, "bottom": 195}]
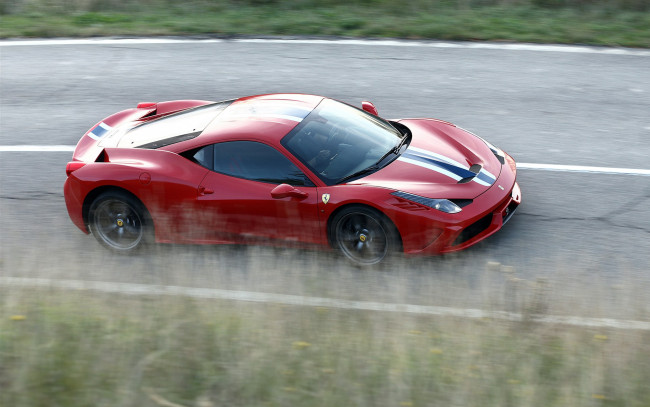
[
  {"left": 445, "top": 181, "right": 521, "bottom": 252},
  {"left": 403, "top": 154, "right": 521, "bottom": 255}
]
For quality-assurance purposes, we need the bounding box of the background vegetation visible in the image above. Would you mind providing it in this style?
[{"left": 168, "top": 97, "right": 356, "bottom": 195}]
[
  {"left": 1, "top": 0, "right": 649, "bottom": 47},
  {"left": 2, "top": 286, "right": 650, "bottom": 407}
]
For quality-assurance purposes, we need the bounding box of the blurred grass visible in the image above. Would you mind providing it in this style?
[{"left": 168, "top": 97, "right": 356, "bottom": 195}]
[
  {"left": 2, "top": 286, "right": 650, "bottom": 407},
  {"left": 0, "top": 0, "right": 649, "bottom": 47}
]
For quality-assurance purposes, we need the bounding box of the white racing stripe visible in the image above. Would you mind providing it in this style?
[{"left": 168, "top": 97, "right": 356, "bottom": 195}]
[
  {"left": 223, "top": 113, "right": 306, "bottom": 123},
  {"left": 1, "top": 38, "right": 649, "bottom": 57},
  {"left": 1, "top": 277, "right": 648, "bottom": 331}
]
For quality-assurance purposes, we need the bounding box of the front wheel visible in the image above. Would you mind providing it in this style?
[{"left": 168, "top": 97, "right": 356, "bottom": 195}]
[
  {"left": 88, "top": 191, "right": 152, "bottom": 253},
  {"left": 330, "top": 206, "right": 401, "bottom": 266}
]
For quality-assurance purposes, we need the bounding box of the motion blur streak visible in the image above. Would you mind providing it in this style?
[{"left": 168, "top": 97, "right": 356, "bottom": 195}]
[{"left": 2, "top": 277, "right": 649, "bottom": 331}]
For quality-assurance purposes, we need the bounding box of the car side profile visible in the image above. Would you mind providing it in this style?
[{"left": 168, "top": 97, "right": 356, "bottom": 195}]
[{"left": 64, "top": 94, "right": 521, "bottom": 265}]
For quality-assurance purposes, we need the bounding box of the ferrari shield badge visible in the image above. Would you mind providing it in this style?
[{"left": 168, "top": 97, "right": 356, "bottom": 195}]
[{"left": 322, "top": 194, "right": 330, "bottom": 205}]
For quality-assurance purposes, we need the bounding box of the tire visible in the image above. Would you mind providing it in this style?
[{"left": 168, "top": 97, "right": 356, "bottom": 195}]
[
  {"left": 88, "top": 191, "right": 152, "bottom": 253},
  {"left": 330, "top": 206, "right": 401, "bottom": 266}
]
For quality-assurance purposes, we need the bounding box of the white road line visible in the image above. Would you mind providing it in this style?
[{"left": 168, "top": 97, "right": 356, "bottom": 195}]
[
  {"left": 1, "top": 37, "right": 649, "bottom": 56},
  {"left": 0, "top": 145, "right": 75, "bottom": 152},
  {"left": 0, "top": 38, "right": 206, "bottom": 46},
  {"left": 2, "top": 145, "right": 649, "bottom": 176},
  {"left": 1, "top": 277, "right": 648, "bottom": 331},
  {"left": 517, "top": 163, "right": 650, "bottom": 176}
]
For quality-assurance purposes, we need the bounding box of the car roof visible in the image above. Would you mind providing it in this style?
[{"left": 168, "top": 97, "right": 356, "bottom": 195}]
[{"left": 190, "top": 94, "right": 324, "bottom": 147}]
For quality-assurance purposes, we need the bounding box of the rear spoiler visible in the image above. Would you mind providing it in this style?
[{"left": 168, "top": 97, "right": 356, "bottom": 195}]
[{"left": 72, "top": 100, "right": 214, "bottom": 163}]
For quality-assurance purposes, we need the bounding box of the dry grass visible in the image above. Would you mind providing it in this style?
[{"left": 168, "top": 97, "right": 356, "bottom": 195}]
[
  {"left": 1, "top": 199, "right": 649, "bottom": 407},
  {"left": 1, "top": 251, "right": 650, "bottom": 407}
]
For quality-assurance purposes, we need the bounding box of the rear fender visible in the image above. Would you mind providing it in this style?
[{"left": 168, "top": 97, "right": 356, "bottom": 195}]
[{"left": 73, "top": 148, "right": 210, "bottom": 242}]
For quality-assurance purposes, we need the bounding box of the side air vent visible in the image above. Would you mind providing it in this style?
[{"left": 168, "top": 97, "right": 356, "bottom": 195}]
[
  {"left": 502, "top": 201, "right": 519, "bottom": 225},
  {"left": 391, "top": 193, "right": 472, "bottom": 212},
  {"left": 392, "top": 198, "right": 429, "bottom": 211},
  {"left": 453, "top": 214, "right": 493, "bottom": 246},
  {"left": 141, "top": 109, "right": 159, "bottom": 119},
  {"left": 95, "top": 150, "right": 107, "bottom": 162},
  {"left": 136, "top": 131, "right": 201, "bottom": 149}
]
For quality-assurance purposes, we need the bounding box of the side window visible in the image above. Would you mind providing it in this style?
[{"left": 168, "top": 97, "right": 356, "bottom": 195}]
[
  {"left": 198, "top": 141, "right": 313, "bottom": 186},
  {"left": 191, "top": 144, "right": 213, "bottom": 169}
]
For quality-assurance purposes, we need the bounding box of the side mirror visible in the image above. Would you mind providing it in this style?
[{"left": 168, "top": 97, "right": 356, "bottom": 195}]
[
  {"left": 271, "top": 184, "right": 308, "bottom": 200},
  {"left": 361, "top": 101, "right": 378, "bottom": 116}
]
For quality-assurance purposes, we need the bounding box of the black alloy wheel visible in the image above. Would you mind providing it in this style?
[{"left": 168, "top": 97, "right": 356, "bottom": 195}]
[
  {"left": 331, "top": 206, "right": 400, "bottom": 265},
  {"left": 88, "top": 191, "right": 151, "bottom": 252}
]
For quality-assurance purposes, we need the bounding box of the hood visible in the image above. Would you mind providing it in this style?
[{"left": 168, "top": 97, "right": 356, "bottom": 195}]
[{"left": 349, "top": 119, "right": 503, "bottom": 199}]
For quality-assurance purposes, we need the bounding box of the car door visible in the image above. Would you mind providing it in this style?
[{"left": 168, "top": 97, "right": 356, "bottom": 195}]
[{"left": 193, "top": 140, "right": 322, "bottom": 245}]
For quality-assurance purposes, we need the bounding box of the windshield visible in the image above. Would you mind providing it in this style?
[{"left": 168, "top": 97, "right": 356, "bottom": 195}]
[{"left": 281, "top": 99, "right": 404, "bottom": 185}]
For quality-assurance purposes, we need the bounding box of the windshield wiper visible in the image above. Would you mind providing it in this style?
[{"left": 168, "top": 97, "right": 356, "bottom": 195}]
[
  {"left": 336, "top": 147, "right": 394, "bottom": 184},
  {"left": 336, "top": 135, "right": 410, "bottom": 184},
  {"left": 371, "top": 134, "right": 409, "bottom": 170},
  {"left": 393, "top": 132, "right": 409, "bottom": 154},
  {"left": 336, "top": 164, "right": 383, "bottom": 184}
]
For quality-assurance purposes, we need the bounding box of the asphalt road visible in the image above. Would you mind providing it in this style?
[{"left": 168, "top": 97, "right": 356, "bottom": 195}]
[{"left": 1, "top": 39, "right": 649, "bottom": 319}]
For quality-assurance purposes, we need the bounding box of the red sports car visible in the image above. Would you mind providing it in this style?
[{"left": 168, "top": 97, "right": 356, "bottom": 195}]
[{"left": 64, "top": 94, "right": 521, "bottom": 265}]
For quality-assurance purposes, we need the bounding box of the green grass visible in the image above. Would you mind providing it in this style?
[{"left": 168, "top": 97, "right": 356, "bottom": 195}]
[
  {"left": 2, "top": 287, "right": 650, "bottom": 407},
  {"left": 1, "top": 1, "right": 649, "bottom": 47}
]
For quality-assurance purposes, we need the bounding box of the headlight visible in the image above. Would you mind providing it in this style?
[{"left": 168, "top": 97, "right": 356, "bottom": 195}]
[
  {"left": 432, "top": 199, "right": 463, "bottom": 213},
  {"left": 391, "top": 191, "right": 462, "bottom": 214}
]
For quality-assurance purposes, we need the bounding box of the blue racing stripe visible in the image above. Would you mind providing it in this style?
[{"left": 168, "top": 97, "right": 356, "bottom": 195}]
[
  {"left": 402, "top": 151, "right": 476, "bottom": 179},
  {"left": 91, "top": 123, "right": 110, "bottom": 138},
  {"left": 476, "top": 170, "right": 496, "bottom": 185}
]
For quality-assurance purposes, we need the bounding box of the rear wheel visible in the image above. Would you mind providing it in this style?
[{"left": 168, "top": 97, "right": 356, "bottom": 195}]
[
  {"left": 88, "top": 191, "right": 151, "bottom": 252},
  {"left": 330, "top": 206, "right": 400, "bottom": 266}
]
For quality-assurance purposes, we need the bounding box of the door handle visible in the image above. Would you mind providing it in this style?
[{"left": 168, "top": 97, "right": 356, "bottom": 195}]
[{"left": 198, "top": 186, "right": 214, "bottom": 196}]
